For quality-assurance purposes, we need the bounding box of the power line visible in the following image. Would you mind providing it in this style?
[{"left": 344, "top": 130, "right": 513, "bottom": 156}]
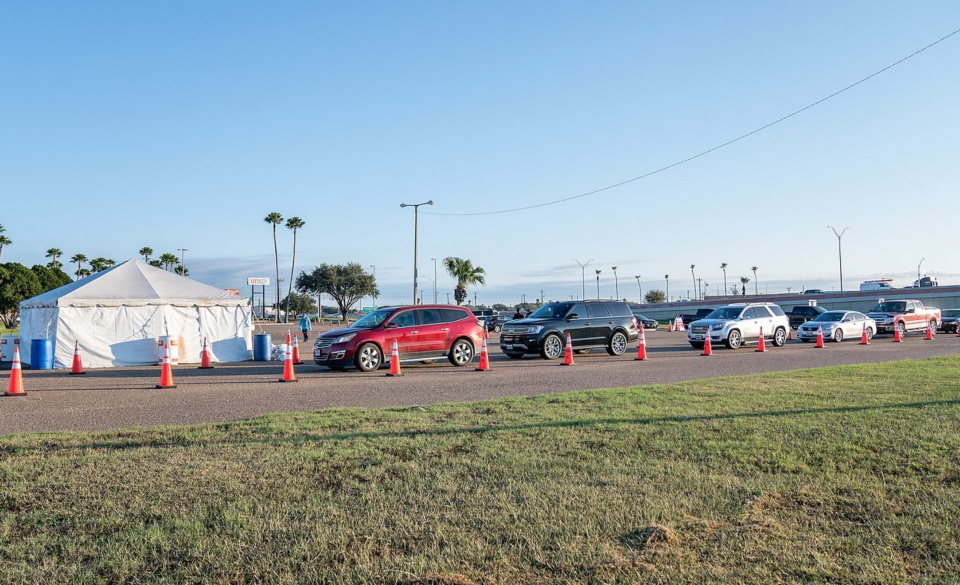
[{"left": 430, "top": 27, "right": 960, "bottom": 217}]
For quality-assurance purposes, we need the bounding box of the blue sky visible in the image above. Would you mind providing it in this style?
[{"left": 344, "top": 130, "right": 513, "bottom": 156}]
[{"left": 2, "top": 1, "right": 958, "bottom": 307}]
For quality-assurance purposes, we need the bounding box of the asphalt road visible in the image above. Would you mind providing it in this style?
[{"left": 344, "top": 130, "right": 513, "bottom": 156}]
[{"left": 3, "top": 327, "right": 959, "bottom": 436}]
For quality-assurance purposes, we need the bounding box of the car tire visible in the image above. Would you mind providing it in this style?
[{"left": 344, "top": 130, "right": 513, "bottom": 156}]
[
  {"left": 607, "top": 331, "right": 628, "bottom": 356},
  {"left": 772, "top": 327, "right": 787, "bottom": 347},
  {"left": 540, "top": 333, "right": 564, "bottom": 360},
  {"left": 504, "top": 352, "right": 524, "bottom": 359},
  {"left": 866, "top": 327, "right": 874, "bottom": 340},
  {"left": 833, "top": 329, "right": 843, "bottom": 343},
  {"left": 896, "top": 321, "right": 907, "bottom": 339},
  {"left": 448, "top": 338, "right": 475, "bottom": 366},
  {"left": 355, "top": 343, "right": 383, "bottom": 372},
  {"left": 494, "top": 324, "right": 502, "bottom": 332},
  {"left": 725, "top": 329, "right": 742, "bottom": 349},
  {"left": 929, "top": 320, "right": 938, "bottom": 332}
]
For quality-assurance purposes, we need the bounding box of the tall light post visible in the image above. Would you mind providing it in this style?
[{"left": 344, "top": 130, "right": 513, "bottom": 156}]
[
  {"left": 828, "top": 226, "right": 849, "bottom": 291},
  {"left": 918, "top": 257, "right": 925, "bottom": 285},
  {"left": 400, "top": 200, "right": 434, "bottom": 304},
  {"left": 177, "top": 248, "right": 188, "bottom": 276},
  {"left": 595, "top": 269, "right": 601, "bottom": 299},
  {"left": 572, "top": 258, "right": 593, "bottom": 300},
  {"left": 635, "top": 275, "right": 642, "bottom": 303},
  {"left": 431, "top": 257, "right": 438, "bottom": 304},
  {"left": 665, "top": 274, "right": 669, "bottom": 302},
  {"left": 611, "top": 266, "right": 619, "bottom": 300}
]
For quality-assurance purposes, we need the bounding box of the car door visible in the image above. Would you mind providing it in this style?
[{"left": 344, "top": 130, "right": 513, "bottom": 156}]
[
  {"left": 583, "top": 302, "right": 613, "bottom": 346},
  {"left": 384, "top": 309, "right": 422, "bottom": 360},
  {"left": 740, "top": 307, "right": 769, "bottom": 341},
  {"left": 414, "top": 308, "right": 448, "bottom": 357},
  {"left": 563, "top": 303, "right": 592, "bottom": 348}
]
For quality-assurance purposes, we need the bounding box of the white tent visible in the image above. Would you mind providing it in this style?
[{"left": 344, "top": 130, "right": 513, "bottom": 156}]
[{"left": 18, "top": 259, "right": 253, "bottom": 368}]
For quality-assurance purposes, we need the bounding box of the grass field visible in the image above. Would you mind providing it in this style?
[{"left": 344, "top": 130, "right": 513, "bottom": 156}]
[{"left": 2, "top": 357, "right": 959, "bottom": 584}]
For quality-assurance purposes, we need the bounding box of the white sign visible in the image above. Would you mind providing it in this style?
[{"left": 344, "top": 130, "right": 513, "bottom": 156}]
[{"left": 247, "top": 277, "right": 270, "bottom": 286}]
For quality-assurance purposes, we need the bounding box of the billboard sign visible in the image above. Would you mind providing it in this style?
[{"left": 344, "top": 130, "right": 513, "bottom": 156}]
[{"left": 247, "top": 277, "right": 270, "bottom": 286}]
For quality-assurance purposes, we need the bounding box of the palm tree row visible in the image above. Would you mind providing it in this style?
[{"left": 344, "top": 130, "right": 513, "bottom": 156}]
[{"left": 264, "top": 212, "right": 306, "bottom": 322}]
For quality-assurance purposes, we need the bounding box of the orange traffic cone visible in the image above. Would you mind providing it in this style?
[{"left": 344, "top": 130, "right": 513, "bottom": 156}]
[
  {"left": 635, "top": 324, "right": 647, "bottom": 361},
  {"left": 859, "top": 323, "right": 870, "bottom": 345},
  {"left": 925, "top": 326, "right": 934, "bottom": 341},
  {"left": 669, "top": 319, "right": 676, "bottom": 332},
  {"left": 675, "top": 317, "right": 685, "bottom": 331},
  {"left": 4, "top": 346, "right": 25, "bottom": 396},
  {"left": 386, "top": 340, "right": 403, "bottom": 376},
  {"left": 701, "top": 332, "right": 713, "bottom": 356},
  {"left": 893, "top": 325, "right": 902, "bottom": 342},
  {"left": 198, "top": 337, "right": 214, "bottom": 369},
  {"left": 292, "top": 334, "right": 304, "bottom": 365},
  {"left": 156, "top": 343, "right": 177, "bottom": 389},
  {"left": 475, "top": 337, "right": 491, "bottom": 371},
  {"left": 755, "top": 327, "right": 767, "bottom": 352},
  {"left": 279, "top": 332, "right": 298, "bottom": 382},
  {"left": 815, "top": 325, "right": 824, "bottom": 348},
  {"left": 69, "top": 340, "right": 86, "bottom": 375},
  {"left": 561, "top": 333, "right": 574, "bottom": 365}
]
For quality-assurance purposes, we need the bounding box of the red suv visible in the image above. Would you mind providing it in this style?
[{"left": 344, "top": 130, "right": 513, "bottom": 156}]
[{"left": 312, "top": 305, "right": 485, "bottom": 372}]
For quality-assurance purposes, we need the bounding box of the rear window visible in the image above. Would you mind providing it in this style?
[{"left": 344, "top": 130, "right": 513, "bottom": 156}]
[
  {"left": 603, "top": 302, "right": 633, "bottom": 317},
  {"left": 441, "top": 308, "right": 471, "bottom": 322},
  {"left": 768, "top": 305, "right": 786, "bottom": 317},
  {"left": 586, "top": 303, "right": 610, "bottom": 318}
]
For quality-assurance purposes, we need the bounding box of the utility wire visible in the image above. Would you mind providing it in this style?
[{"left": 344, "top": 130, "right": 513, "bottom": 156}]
[{"left": 431, "top": 27, "right": 960, "bottom": 217}]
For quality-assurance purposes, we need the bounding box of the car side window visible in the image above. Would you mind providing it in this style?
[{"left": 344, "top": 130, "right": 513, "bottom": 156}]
[
  {"left": 567, "top": 304, "right": 586, "bottom": 318},
  {"left": 586, "top": 303, "right": 609, "bottom": 318},
  {"left": 391, "top": 310, "right": 417, "bottom": 328},
  {"left": 418, "top": 308, "right": 443, "bottom": 325},
  {"left": 439, "top": 308, "right": 467, "bottom": 323}
]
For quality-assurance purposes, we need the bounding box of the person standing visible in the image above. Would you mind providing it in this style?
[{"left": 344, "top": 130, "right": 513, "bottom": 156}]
[{"left": 299, "top": 314, "right": 313, "bottom": 341}]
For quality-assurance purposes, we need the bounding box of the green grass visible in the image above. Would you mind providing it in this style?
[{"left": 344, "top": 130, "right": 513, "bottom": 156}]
[{"left": 2, "top": 358, "right": 960, "bottom": 584}]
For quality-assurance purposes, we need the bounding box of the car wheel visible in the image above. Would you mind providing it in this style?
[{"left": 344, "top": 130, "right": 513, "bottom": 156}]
[
  {"left": 929, "top": 320, "right": 938, "bottom": 332},
  {"left": 772, "top": 327, "right": 787, "bottom": 347},
  {"left": 833, "top": 329, "right": 843, "bottom": 343},
  {"left": 866, "top": 327, "right": 874, "bottom": 340},
  {"left": 448, "top": 338, "right": 475, "bottom": 366},
  {"left": 725, "top": 329, "right": 742, "bottom": 349},
  {"left": 540, "top": 333, "right": 564, "bottom": 360},
  {"left": 607, "top": 331, "right": 628, "bottom": 356},
  {"left": 494, "top": 324, "right": 502, "bottom": 332},
  {"left": 897, "top": 321, "right": 907, "bottom": 339},
  {"left": 355, "top": 343, "right": 383, "bottom": 372},
  {"left": 505, "top": 352, "right": 524, "bottom": 359}
]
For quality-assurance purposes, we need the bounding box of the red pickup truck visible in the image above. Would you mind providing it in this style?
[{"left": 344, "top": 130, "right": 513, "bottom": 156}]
[{"left": 866, "top": 300, "right": 941, "bottom": 337}]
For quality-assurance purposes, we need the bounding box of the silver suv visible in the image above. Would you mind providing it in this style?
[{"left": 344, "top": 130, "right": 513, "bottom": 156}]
[{"left": 687, "top": 303, "right": 789, "bottom": 349}]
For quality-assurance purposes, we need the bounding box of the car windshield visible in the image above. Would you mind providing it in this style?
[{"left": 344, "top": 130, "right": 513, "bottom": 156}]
[
  {"left": 633, "top": 314, "right": 649, "bottom": 320},
  {"left": 707, "top": 307, "right": 744, "bottom": 320},
  {"left": 943, "top": 309, "right": 960, "bottom": 317},
  {"left": 530, "top": 303, "right": 572, "bottom": 318},
  {"left": 874, "top": 302, "right": 906, "bottom": 313},
  {"left": 349, "top": 309, "right": 393, "bottom": 329},
  {"left": 813, "top": 312, "right": 845, "bottom": 322}
]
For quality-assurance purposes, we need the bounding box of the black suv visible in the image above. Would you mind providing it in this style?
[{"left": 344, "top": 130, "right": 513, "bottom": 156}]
[{"left": 499, "top": 300, "right": 638, "bottom": 359}]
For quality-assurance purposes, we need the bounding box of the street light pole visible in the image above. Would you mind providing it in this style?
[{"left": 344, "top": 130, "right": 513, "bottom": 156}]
[
  {"left": 828, "top": 226, "right": 849, "bottom": 291},
  {"left": 612, "top": 266, "right": 619, "bottom": 300},
  {"left": 431, "top": 257, "right": 437, "bottom": 303},
  {"left": 400, "top": 200, "right": 434, "bottom": 305},
  {"left": 177, "top": 248, "right": 188, "bottom": 276},
  {"left": 572, "top": 259, "right": 593, "bottom": 300},
  {"left": 918, "top": 257, "right": 925, "bottom": 285},
  {"left": 635, "top": 275, "right": 642, "bottom": 303}
]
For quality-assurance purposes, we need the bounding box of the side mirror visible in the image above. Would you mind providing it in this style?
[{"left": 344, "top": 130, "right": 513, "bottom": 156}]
[
  {"left": 384, "top": 322, "right": 398, "bottom": 329},
  {"left": 905, "top": 308, "right": 915, "bottom": 314},
  {"left": 566, "top": 313, "right": 579, "bottom": 321}
]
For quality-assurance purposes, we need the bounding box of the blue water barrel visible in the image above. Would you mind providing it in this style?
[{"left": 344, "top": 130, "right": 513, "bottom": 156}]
[
  {"left": 253, "top": 334, "right": 272, "bottom": 361},
  {"left": 31, "top": 339, "right": 54, "bottom": 370}
]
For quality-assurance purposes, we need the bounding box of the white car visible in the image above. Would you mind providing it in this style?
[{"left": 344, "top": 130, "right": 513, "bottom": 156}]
[
  {"left": 687, "top": 303, "right": 790, "bottom": 350},
  {"left": 796, "top": 311, "right": 877, "bottom": 343}
]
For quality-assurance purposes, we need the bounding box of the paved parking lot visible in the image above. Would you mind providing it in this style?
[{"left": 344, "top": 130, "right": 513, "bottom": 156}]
[{"left": 3, "top": 328, "right": 959, "bottom": 435}]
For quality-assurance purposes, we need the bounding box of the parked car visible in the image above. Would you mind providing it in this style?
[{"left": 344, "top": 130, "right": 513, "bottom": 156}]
[
  {"left": 939, "top": 309, "right": 960, "bottom": 333},
  {"left": 796, "top": 311, "right": 876, "bottom": 343},
  {"left": 499, "top": 300, "right": 638, "bottom": 359},
  {"left": 632, "top": 314, "right": 659, "bottom": 330},
  {"left": 802, "top": 289, "right": 824, "bottom": 295},
  {"left": 866, "top": 300, "right": 940, "bottom": 337},
  {"left": 686, "top": 303, "right": 789, "bottom": 350},
  {"left": 485, "top": 315, "right": 511, "bottom": 332},
  {"left": 786, "top": 305, "right": 827, "bottom": 329},
  {"left": 313, "top": 305, "right": 485, "bottom": 371},
  {"left": 678, "top": 308, "right": 715, "bottom": 327}
]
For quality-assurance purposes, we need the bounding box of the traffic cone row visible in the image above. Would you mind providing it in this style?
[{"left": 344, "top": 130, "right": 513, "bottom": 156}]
[
  {"left": 561, "top": 333, "right": 574, "bottom": 366},
  {"left": 279, "top": 332, "right": 297, "bottom": 382},
  {"left": 156, "top": 343, "right": 177, "bottom": 389},
  {"left": 386, "top": 340, "right": 403, "bottom": 376},
  {"left": 635, "top": 324, "right": 647, "bottom": 361},
  {"left": 475, "top": 338, "right": 491, "bottom": 371},
  {"left": 815, "top": 325, "right": 825, "bottom": 348},
  {"left": 4, "top": 347, "right": 25, "bottom": 396},
  {"left": 70, "top": 340, "right": 85, "bottom": 375},
  {"left": 198, "top": 337, "right": 214, "bottom": 369}
]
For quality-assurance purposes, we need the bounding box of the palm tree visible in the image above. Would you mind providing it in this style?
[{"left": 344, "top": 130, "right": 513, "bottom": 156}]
[
  {"left": 175, "top": 265, "right": 189, "bottom": 276},
  {"left": 139, "top": 247, "right": 154, "bottom": 262},
  {"left": 720, "top": 263, "right": 728, "bottom": 297},
  {"left": 443, "top": 257, "right": 486, "bottom": 305},
  {"left": 0, "top": 230, "right": 10, "bottom": 262},
  {"left": 70, "top": 253, "right": 88, "bottom": 279},
  {"left": 664, "top": 274, "right": 670, "bottom": 301},
  {"left": 89, "top": 257, "right": 114, "bottom": 273},
  {"left": 751, "top": 266, "right": 758, "bottom": 295},
  {"left": 264, "top": 212, "right": 283, "bottom": 322},
  {"left": 159, "top": 253, "right": 178, "bottom": 271},
  {"left": 690, "top": 264, "right": 696, "bottom": 300},
  {"left": 285, "top": 216, "right": 305, "bottom": 322},
  {"left": 740, "top": 276, "right": 750, "bottom": 296},
  {"left": 46, "top": 248, "right": 64, "bottom": 270},
  {"left": 595, "top": 269, "right": 601, "bottom": 299}
]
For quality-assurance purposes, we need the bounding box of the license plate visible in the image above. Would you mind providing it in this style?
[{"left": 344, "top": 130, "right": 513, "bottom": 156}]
[
  {"left": 503, "top": 344, "right": 513, "bottom": 350},
  {"left": 691, "top": 335, "right": 703, "bottom": 340}
]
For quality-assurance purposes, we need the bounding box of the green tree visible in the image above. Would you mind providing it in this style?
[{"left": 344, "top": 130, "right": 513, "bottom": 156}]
[
  {"left": 281, "top": 292, "right": 316, "bottom": 316},
  {"left": 442, "top": 257, "right": 486, "bottom": 306},
  {"left": 644, "top": 289, "right": 666, "bottom": 304},
  {"left": 139, "top": 247, "right": 154, "bottom": 262},
  {"left": 296, "top": 263, "right": 377, "bottom": 321},
  {"left": 174, "top": 265, "right": 189, "bottom": 277},
  {"left": 740, "top": 276, "right": 750, "bottom": 296},
  {"left": 751, "top": 266, "right": 759, "bottom": 295},
  {"left": 31, "top": 264, "right": 72, "bottom": 291},
  {"left": 285, "top": 216, "right": 305, "bottom": 322},
  {"left": 70, "top": 253, "right": 88, "bottom": 279},
  {"left": 46, "top": 248, "right": 64, "bottom": 270},
  {"left": 0, "top": 235, "right": 11, "bottom": 262},
  {"left": 89, "top": 257, "right": 115, "bottom": 273},
  {"left": 158, "top": 253, "right": 178, "bottom": 271},
  {"left": 148, "top": 259, "right": 163, "bottom": 268},
  {"left": 264, "top": 212, "right": 283, "bottom": 323},
  {"left": 0, "top": 262, "right": 43, "bottom": 328}
]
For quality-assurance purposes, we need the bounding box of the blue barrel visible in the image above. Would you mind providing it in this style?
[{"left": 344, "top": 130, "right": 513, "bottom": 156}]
[
  {"left": 253, "top": 334, "right": 272, "bottom": 361},
  {"left": 31, "top": 339, "right": 54, "bottom": 370}
]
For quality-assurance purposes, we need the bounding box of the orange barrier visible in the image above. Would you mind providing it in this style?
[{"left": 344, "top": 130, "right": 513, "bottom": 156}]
[
  {"left": 635, "top": 324, "right": 647, "bottom": 361},
  {"left": 561, "top": 333, "right": 574, "bottom": 366},
  {"left": 69, "top": 340, "right": 86, "bottom": 375},
  {"left": 156, "top": 343, "right": 177, "bottom": 389},
  {"left": 475, "top": 338, "right": 490, "bottom": 371},
  {"left": 279, "top": 332, "right": 298, "bottom": 382},
  {"left": 292, "top": 335, "right": 304, "bottom": 365},
  {"left": 815, "top": 325, "right": 824, "bottom": 348},
  {"left": 701, "top": 332, "right": 713, "bottom": 356},
  {"left": 893, "top": 326, "right": 902, "bottom": 342},
  {"left": 755, "top": 327, "right": 767, "bottom": 352},
  {"left": 859, "top": 324, "right": 870, "bottom": 345},
  {"left": 4, "top": 346, "right": 25, "bottom": 396},
  {"left": 198, "top": 337, "right": 214, "bottom": 369},
  {"left": 925, "top": 326, "right": 934, "bottom": 341},
  {"left": 386, "top": 341, "right": 403, "bottom": 376}
]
